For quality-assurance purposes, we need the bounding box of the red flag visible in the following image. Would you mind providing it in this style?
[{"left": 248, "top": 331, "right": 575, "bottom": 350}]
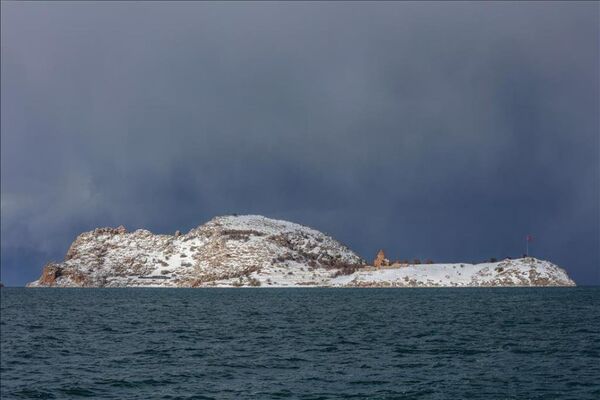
[{"left": 526, "top": 234, "right": 533, "bottom": 242}]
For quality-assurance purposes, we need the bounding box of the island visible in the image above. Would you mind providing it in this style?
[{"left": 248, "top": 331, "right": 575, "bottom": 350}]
[{"left": 28, "top": 215, "right": 575, "bottom": 288}]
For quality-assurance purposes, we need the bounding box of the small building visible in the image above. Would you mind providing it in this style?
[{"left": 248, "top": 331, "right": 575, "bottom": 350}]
[{"left": 373, "top": 249, "right": 390, "bottom": 268}]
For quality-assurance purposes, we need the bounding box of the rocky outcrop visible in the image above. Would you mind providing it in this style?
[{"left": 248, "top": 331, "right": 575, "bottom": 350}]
[
  {"left": 37, "top": 264, "right": 62, "bottom": 286},
  {"left": 36, "top": 263, "right": 90, "bottom": 287},
  {"left": 27, "top": 215, "right": 576, "bottom": 288},
  {"left": 28, "top": 215, "right": 365, "bottom": 288}
]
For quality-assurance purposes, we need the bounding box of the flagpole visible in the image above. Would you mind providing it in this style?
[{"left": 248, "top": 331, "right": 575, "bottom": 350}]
[{"left": 526, "top": 238, "right": 528, "bottom": 257}]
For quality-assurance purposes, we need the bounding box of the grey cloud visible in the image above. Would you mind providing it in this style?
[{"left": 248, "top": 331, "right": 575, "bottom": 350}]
[{"left": 1, "top": 2, "right": 598, "bottom": 285}]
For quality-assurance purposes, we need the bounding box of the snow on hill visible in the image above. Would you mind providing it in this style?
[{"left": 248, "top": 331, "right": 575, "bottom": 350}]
[
  {"left": 331, "top": 258, "right": 575, "bottom": 287},
  {"left": 27, "top": 215, "right": 575, "bottom": 288},
  {"left": 27, "top": 215, "right": 364, "bottom": 288}
]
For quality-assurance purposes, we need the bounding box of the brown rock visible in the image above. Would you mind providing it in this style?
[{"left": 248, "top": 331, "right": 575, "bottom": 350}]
[
  {"left": 38, "top": 264, "right": 62, "bottom": 286},
  {"left": 93, "top": 226, "right": 127, "bottom": 236}
]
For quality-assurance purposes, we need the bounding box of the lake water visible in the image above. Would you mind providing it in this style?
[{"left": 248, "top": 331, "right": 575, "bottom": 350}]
[{"left": 1, "top": 288, "right": 599, "bottom": 399}]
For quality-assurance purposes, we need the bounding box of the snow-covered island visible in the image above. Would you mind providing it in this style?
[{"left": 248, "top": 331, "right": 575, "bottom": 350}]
[{"left": 28, "top": 215, "right": 575, "bottom": 288}]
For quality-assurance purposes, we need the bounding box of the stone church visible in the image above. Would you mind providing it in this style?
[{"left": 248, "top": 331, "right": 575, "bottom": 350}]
[{"left": 373, "top": 249, "right": 390, "bottom": 268}]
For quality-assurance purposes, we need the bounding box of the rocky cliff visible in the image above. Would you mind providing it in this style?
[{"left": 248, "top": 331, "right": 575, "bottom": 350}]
[
  {"left": 28, "top": 215, "right": 364, "bottom": 287},
  {"left": 28, "top": 215, "right": 575, "bottom": 288}
]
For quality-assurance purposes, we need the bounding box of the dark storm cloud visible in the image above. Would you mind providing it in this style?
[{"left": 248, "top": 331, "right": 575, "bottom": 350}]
[{"left": 1, "top": 2, "right": 598, "bottom": 285}]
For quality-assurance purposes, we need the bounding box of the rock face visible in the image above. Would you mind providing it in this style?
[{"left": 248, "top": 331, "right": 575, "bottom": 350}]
[
  {"left": 27, "top": 215, "right": 576, "bottom": 288},
  {"left": 28, "top": 215, "right": 365, "bottom": 287}
]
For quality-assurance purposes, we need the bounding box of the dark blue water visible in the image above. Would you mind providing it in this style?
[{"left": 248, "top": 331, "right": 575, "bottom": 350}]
[{"left": 1, "top": 288, "right": 599, "bottom": 399}]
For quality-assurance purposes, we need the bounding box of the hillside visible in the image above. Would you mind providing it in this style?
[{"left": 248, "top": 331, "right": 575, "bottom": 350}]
[
  {"left": 28, "top": 215, "right": 364, "bottom": 287},
  {"left": 28, "top": 215, "right": 575, "bottom": 288},
  {"left": 331, "top": 258, "right": 575, "bottom": 287}
]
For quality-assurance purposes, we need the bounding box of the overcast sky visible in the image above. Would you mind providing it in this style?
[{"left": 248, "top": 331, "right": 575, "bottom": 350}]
[{"left": 1, "top": 2, "right": 598, "bottom": 286}]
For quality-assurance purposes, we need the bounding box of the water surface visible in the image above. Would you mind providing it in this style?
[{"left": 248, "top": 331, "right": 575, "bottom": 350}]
[{"left": 1, "top": 288, "right": 599, "bottom": 399}]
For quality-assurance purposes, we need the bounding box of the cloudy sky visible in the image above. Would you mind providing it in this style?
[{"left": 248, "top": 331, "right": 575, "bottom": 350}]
[{"left": 1, "top": 2, "right": 598, "bottom": 286}]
